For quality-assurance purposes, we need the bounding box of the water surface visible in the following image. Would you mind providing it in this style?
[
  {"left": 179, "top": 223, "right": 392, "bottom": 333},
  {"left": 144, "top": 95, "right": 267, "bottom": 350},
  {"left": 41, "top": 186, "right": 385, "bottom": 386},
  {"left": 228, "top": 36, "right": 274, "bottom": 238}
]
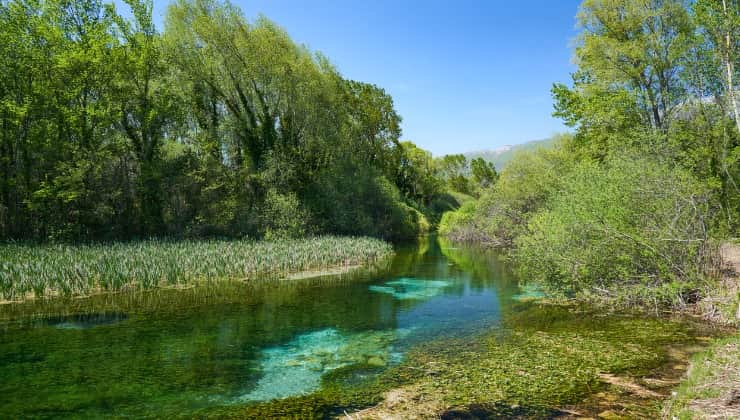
[{"left": 0, "top": 237, "right": 701, "bottom": 418}]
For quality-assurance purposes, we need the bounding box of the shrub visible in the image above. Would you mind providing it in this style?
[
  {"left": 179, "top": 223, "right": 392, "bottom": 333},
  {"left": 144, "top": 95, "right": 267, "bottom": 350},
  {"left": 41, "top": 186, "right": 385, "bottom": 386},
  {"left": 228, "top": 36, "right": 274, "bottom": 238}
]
[
  {"left": 308, "top": 164, "right": 427, "bottom": 242},
  {"left": 515, "top": 156, "right": 716, "bottom": 308},
  {"left": 439, "top": 139, "right": 574, "bottom": 245},
  {"left": 261, "top": 189, "right": 310, "bottom": 240},
  {"left": 438, "top": 200, "right": 480, "bottom": 241}
]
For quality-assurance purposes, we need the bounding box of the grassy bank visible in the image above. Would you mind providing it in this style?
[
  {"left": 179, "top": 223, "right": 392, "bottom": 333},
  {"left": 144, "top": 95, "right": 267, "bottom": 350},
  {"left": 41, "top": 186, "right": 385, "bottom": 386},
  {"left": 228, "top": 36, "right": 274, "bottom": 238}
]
[
  {"left": 0, "top": 236, "right": 393, "bottom": 302},
  {"left": 665, "top": 334, "right": 740, "bottom": 419}
]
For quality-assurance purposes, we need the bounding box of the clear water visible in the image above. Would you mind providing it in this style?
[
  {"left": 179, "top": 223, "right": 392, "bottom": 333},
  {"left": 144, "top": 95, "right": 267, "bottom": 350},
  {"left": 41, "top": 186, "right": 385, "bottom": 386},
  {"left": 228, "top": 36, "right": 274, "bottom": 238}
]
[
  {"left": 0, "top": 237, "right": 520, "bottom": 417},
  {"left": 0, "top": 237, "right": 696, "bottom": 418}
]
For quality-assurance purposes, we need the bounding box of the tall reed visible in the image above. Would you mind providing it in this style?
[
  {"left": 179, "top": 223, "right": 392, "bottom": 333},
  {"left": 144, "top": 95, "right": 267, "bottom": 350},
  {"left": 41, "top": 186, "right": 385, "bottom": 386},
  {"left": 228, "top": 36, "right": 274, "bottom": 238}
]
[{"left": 0, "top": 236, "right": 393, "bottom": 301}]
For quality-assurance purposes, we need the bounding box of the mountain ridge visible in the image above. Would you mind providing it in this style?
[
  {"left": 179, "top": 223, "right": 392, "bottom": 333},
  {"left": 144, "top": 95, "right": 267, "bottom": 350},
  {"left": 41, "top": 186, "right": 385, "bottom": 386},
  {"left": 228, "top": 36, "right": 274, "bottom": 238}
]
[{"left": 463, "top": 138, "right": 554, "bottom": 170}]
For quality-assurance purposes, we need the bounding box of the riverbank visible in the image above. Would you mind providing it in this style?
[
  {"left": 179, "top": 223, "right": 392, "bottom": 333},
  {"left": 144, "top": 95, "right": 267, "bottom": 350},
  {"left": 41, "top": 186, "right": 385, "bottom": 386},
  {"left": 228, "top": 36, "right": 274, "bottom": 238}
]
[
  {"left": 0, "top": 236, "right": 394, "bottom": 303},
  {"left": 664, "top": 242, "right": 739, "bottom": 419},
  {"left": 665, "top": 334, "right": 739, "bottom": 419}
]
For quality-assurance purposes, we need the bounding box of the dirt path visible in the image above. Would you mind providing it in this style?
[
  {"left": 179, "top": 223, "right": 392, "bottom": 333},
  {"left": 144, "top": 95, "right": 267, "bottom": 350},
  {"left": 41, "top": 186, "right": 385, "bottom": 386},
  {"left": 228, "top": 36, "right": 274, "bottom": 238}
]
[{"left": 725, "top": 242, "right": 740, "bottom": 321}]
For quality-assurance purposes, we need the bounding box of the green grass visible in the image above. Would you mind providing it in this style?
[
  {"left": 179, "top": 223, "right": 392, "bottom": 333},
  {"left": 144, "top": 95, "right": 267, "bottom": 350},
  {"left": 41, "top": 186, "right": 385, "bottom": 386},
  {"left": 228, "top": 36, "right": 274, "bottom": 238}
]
[
  {"left": 0, "top": 236, "right": 393, "bottom": 301},
  {"left": 664, "top": 333, "right": 740, "bottom": 419}
]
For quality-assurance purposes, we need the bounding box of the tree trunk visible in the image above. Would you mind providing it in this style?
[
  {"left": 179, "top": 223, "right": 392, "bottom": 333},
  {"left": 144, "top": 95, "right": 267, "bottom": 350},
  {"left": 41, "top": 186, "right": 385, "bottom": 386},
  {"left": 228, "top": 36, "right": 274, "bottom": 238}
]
[{"left": 723, "top": 0, "right": 740, "bottom": 132}]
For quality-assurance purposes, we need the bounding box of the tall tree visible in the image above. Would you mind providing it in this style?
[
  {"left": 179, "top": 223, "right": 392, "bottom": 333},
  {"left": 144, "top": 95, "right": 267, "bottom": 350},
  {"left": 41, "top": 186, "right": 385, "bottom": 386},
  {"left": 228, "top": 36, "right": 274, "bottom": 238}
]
[
  {"left": 114, "top": 0, "right": 176, "bottom": 233},
  {"left": 563, "top": 0, "right": 694, "bottom": 130},
  {"left": 694, "top": 0, "right": 740, "bottom": 132}
]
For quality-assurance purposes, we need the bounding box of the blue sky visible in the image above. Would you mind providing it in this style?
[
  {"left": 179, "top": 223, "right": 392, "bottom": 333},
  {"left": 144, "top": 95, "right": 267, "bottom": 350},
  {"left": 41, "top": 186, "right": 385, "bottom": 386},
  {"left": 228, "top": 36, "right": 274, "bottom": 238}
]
[{"left": 143, "top": 0, "right": 582, "bottom": 155}]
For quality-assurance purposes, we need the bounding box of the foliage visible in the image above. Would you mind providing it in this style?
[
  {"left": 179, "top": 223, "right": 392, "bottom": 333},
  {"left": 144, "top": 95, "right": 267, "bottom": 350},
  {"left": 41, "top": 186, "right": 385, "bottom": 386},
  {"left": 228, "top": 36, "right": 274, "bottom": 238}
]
[
  {"left": 0, "top": 0, "right": 444, "bottom": 242},
  {"left": 308, "top": 163, "right": 429, "bottom": 242},
  {"left": 442, "top": 0, "right": 738, "bottom": 310},
  {"left": 551, "top": 0, "right": 739, "bottom": 230},
  {"left": 516, "top": 157, "right": 715, "bottom": 308},
  {"left": 260, "top": 190, "right": 310, "bottom": 240},
  {"left": 469, "top": 157, "right": 498, "bottom": 189},
  {"left": 440, "top": 136, "right": 575, "bottom": 245},
  {"left": 0, "top": 236, "right": 393, "bottom": 301}
]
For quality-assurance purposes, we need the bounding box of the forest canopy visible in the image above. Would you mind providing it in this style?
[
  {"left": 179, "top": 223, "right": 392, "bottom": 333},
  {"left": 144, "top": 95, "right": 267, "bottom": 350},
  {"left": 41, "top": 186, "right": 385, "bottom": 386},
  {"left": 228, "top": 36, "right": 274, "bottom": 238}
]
[{"left": 0, "top": 0, "right": 464, "bottom": 241}]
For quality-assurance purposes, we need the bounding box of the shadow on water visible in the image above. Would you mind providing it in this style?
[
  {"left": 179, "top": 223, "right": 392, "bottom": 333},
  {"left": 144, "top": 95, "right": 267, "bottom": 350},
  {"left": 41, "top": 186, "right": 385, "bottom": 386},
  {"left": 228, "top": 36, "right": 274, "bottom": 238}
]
[{"left": 43, "top": 311, "right": 129, "bottom": 330}]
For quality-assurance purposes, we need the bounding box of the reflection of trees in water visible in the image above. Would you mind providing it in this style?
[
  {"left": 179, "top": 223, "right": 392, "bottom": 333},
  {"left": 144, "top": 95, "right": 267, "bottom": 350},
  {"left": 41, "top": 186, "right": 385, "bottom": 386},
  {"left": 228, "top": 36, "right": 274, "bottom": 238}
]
[
  {"left": 436, "top": 236, "right": 521, "bottom": 310},
  {"left": 0, "top": 273, "right": 409, "bottom": 417},
  {"left": 0, "top": 238, "right": 525, "bottom": 418}
]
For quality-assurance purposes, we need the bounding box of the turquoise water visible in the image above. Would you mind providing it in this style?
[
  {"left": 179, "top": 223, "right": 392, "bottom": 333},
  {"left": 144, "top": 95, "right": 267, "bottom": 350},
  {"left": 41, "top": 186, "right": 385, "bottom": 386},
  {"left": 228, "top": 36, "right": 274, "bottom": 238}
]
[{"left": 0, "top": 237, "right": 520, "bottom": 417}]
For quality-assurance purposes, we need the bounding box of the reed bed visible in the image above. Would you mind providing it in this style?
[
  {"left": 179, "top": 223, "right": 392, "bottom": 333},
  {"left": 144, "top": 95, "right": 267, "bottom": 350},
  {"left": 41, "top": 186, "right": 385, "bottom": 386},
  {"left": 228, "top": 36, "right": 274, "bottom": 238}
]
[{"left": 0, "top": 236, "right": 393, "bottom": 302}]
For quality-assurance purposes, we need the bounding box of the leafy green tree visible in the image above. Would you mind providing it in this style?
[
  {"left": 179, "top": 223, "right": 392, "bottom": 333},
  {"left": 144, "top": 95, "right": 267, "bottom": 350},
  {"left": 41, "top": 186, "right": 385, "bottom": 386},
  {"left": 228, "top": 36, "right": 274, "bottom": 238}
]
[
  {"left": 396, "top": 141, "right": 442, "bottom": 205},
  {"left": 0, "top": 0, "right": 440, "bottom": 242},
  {"left": 694, "top": 0, "right": 740, "bottom": 132},
  {"left": 576, "top": 0, "right": 694, "bottom": 130},
  {"left": 113, "top": 0, "right": 179, "bottom": 234},
  {"left": 470, "top": 157, "right": 498, "bottom": 190}
]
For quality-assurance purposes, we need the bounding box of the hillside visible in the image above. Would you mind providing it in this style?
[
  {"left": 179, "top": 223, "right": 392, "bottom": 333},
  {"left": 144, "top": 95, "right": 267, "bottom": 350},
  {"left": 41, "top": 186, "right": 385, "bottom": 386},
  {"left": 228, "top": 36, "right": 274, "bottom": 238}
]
[{"left": 464, "top": 138, "right": 554, "bottom": 170}]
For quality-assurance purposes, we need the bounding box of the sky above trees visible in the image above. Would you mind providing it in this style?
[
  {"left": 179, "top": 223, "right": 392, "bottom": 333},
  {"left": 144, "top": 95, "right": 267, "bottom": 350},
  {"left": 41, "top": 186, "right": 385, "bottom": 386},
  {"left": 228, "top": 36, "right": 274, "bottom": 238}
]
[{"left": 119, "top": 0, "right": 582, "bottom": 155}]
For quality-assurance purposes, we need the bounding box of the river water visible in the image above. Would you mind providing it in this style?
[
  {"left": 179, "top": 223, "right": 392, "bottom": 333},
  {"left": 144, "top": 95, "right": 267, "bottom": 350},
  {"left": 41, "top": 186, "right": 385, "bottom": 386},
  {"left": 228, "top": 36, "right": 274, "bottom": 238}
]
[{"left": 0, "top": 237, "right": 706, "bottom": 418}]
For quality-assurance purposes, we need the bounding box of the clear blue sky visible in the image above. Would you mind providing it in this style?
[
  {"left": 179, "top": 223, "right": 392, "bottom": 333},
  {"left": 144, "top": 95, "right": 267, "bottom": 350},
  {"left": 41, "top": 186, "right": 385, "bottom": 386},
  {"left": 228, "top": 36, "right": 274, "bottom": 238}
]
[{"left": 144, "top": 0, "right": 582, "bottom": 155}]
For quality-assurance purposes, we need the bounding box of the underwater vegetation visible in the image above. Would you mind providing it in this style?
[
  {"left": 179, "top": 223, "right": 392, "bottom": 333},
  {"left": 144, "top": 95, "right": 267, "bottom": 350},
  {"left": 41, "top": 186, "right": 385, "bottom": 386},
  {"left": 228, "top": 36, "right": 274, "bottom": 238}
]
[
  {"left": 238, "top": 328, "right": 408, "bottom": 402},
  {"left": 0, "top": 236, "right": 393, "bottom": 301},
  {"left": 368, "top": 278, "right": 452, "bottom": 300},
  {"left": 511, "top": 283, "right": 547, "bottom": 302},
  {"left": 214, "top": 304, "right": 709, "bottom": 419}
]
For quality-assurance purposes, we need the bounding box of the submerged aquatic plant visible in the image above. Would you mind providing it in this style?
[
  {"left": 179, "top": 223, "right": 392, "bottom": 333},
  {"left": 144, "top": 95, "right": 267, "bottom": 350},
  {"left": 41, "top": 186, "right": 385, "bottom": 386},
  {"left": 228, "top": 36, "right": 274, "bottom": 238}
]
[
  {"left": 0, "top": 236, "right": 393, "bottom": 301},
  {"left": 368, "top": 278, "right": 451, "bottom": 300},
  {"left": 239, "top": 328, "right": 406, "bottom": 402}
]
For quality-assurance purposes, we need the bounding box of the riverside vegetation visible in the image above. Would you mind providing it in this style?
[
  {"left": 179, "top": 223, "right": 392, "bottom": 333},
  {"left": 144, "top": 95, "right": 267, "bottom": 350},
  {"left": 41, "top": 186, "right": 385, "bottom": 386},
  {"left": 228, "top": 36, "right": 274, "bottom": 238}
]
[
  {"left": 441, "top": 0, "right": 740, "bottom": 319},
  {"left": 0, "top": 0, "right": 498, "bottom": 243},
  {"left": 439, "top": 0, "right": 740, "bottom": 417},
  {"left": 0, "top": 236, "right": 393, "bottom": 301},
  {"left": 1, "top": 0, "right": 739, "bottom": 418}
]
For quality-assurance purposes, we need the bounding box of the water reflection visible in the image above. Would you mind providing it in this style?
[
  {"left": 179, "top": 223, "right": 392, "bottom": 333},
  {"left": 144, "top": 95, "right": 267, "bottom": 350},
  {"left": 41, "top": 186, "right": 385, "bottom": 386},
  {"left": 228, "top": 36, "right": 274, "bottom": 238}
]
[
  {"left": 0, "top": 236, "right": 518, "bottom": 418},
  {"left": 45, "top": 311, "right": 129, "bottom": 330}
]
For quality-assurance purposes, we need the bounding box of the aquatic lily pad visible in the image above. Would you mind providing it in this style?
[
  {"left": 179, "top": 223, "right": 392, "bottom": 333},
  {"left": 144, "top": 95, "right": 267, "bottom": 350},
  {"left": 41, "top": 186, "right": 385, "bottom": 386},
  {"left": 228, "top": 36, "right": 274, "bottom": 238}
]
[{"left": 369, "top": 278, "right": 452, "bottom": 300}]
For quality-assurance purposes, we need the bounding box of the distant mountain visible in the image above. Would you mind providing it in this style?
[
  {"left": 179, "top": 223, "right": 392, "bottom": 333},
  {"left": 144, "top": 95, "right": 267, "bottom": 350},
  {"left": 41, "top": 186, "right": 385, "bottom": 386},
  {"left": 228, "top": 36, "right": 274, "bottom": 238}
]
[{"left": 464, "top": 138, "right": 554, "bottom": 170}]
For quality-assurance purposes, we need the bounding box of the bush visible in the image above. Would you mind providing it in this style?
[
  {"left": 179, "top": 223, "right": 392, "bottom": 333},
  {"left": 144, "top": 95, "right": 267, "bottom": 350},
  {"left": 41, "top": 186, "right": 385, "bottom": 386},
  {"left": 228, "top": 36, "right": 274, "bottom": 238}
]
[
  {"left": 261, "top": 189, "right": 310, "bottom": 240},
  {"left": 438, "top": 200, "right": 479, "bottom": 240},
  {"left": 439, "top": 138, "right": 574, "bottom": 245},
  {"left": 515, "top": 157, "right": 716, "bottom": 308},
  {"left": 307, "top": 164, "right": 428, "bottom": 242}
]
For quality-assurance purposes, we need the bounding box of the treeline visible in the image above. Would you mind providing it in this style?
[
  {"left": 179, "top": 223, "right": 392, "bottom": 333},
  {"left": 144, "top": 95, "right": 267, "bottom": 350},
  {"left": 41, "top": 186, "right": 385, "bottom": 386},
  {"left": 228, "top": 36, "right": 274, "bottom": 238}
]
[
  {"left": 0, "top": 0, "right": 462, "bottom": 242},
  {"left": 441, "top": 0, "right": 739, "bottom": 308}
]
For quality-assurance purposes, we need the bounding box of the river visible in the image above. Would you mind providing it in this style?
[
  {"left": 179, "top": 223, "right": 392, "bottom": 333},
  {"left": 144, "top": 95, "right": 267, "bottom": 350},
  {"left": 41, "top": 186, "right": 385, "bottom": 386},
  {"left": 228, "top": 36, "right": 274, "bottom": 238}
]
[{"left": 0, "top": 236, "right": 710, "bottom": 418}]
